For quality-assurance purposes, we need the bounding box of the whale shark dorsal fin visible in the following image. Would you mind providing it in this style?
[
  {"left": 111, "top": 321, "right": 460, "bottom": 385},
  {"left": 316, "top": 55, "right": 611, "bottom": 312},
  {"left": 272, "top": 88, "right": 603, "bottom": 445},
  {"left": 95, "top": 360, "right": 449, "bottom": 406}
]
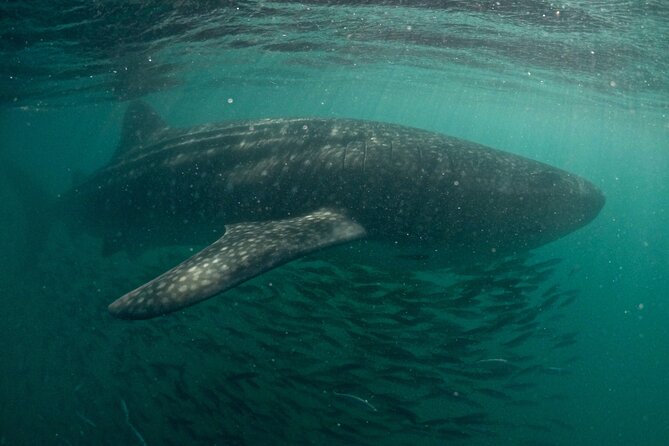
[
  {"left": 114, "top": 101, "right": 168, "bottom": 160},
  {"left": 107, "top": 209, "right": 366, "bottom": 319}
]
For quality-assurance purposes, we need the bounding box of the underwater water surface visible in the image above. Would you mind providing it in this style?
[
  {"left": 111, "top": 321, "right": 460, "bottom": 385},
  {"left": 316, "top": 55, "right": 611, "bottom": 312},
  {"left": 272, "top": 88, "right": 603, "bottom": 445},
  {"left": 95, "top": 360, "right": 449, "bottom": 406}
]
[{"left": 1, "top": 2, "right": 668, "bottom": 445}]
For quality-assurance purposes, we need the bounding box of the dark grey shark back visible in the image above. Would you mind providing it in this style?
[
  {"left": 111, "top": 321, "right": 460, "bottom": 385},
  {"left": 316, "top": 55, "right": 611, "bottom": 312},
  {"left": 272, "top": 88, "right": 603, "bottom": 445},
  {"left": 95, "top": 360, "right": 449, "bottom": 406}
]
[{"left": 65, "top": 102, "right": 604, "bottom": 319}]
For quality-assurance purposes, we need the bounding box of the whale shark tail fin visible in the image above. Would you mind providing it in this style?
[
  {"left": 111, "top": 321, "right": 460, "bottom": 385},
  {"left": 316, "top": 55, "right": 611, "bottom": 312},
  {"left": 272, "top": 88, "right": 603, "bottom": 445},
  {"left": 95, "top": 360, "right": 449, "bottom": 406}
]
[
  {"left": 113, "top": 101, "right": 168, "bottom": 161},
  {"left": 108, "top": 209, "right": 366, "bottom": 319}
]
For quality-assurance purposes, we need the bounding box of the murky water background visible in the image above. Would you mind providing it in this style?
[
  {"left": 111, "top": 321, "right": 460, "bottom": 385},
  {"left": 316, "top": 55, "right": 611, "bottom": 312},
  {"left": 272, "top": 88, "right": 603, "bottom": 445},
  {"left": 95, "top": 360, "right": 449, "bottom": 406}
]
[{"left": 1, "top": 2, "right": 667, "bottom": 445}]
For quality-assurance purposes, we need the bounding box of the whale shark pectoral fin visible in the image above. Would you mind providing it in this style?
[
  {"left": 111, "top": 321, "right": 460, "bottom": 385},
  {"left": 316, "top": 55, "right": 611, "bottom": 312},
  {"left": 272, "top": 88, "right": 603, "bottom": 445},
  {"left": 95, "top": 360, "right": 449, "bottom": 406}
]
[{"left": 107, "top": 208, "right": 366, "bottom": 319}]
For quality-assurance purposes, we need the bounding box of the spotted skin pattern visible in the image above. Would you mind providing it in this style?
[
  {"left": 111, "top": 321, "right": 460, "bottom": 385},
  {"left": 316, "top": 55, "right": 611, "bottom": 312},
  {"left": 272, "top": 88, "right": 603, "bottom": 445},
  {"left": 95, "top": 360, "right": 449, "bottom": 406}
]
[
  {"left": 108, "top": 209, "right": 365, "bottom": 319},
  {"left": 63, "top": 102, "right": 604, "bottom": 319}
]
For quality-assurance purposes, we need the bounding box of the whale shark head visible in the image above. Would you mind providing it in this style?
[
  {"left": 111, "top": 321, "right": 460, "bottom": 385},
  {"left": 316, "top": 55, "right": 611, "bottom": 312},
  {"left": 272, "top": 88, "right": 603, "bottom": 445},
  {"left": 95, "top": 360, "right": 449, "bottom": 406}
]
[
  {"left": 450, "top": 162, "right": 605, "bottom": 256},
  {"left": 520, "top": 167, "right": 604, "bottom": 243}
]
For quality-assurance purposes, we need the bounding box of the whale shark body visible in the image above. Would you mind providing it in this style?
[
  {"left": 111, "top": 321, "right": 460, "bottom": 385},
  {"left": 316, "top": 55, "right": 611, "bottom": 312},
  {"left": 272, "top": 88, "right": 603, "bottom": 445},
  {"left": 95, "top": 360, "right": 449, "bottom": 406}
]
[{"left": 63, "top": 102, "right": 604, "bottom": 319}]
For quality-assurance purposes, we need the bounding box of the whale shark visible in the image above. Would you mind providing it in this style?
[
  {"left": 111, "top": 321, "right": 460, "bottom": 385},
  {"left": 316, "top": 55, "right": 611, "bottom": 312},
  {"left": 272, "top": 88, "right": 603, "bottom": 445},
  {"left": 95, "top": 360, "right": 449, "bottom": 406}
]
[{"left": 62, "top": 102, "right": 604, "bottom": 319}]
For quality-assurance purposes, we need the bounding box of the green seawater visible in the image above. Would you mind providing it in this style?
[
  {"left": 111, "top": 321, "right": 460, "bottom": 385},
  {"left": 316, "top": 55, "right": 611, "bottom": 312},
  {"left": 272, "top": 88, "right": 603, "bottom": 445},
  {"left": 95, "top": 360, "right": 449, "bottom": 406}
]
[{"left": 1, "top": 2, "right": 667, "bottom": 445}]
